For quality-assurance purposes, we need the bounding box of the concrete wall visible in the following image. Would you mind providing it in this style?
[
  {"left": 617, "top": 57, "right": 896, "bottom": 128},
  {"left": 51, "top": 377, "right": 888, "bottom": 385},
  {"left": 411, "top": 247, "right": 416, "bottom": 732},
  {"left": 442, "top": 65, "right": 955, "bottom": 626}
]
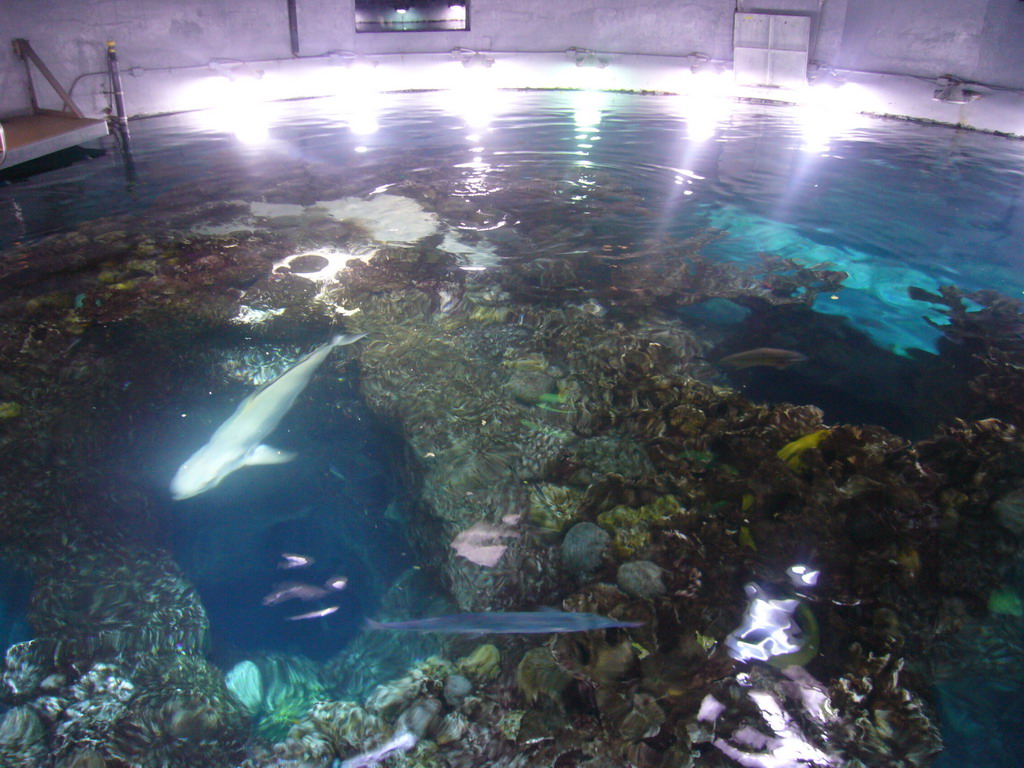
[
  {"left": 835, "top": 0, "right": 1024, "bottom": 89},
  {"left": 2, "top": 0, "right": 1023, "bottom": 118}
]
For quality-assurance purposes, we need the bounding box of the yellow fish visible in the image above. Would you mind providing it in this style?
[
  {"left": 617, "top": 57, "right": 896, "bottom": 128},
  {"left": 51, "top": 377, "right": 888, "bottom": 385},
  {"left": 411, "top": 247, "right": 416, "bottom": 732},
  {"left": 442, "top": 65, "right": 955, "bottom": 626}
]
[{"left": 777, "top": 429, "right": 832, "bottom": 470}]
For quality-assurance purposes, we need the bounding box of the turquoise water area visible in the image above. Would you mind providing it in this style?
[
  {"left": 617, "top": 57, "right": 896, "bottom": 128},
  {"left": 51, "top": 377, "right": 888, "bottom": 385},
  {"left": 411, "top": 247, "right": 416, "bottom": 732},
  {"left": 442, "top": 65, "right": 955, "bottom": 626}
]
[{"left": 0, "top": 90, "right": 1023, "bottom": 767}]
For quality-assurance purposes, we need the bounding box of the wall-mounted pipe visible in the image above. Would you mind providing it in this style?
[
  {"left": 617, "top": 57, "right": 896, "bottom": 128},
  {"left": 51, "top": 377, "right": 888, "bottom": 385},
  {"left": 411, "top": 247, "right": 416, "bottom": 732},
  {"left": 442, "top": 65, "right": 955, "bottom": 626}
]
[
  {"left": 106, "top": 41, "right": 129, "bottom": 135},
  {"left": 287, "top": 0, "right": 300, "bottom": 56}
]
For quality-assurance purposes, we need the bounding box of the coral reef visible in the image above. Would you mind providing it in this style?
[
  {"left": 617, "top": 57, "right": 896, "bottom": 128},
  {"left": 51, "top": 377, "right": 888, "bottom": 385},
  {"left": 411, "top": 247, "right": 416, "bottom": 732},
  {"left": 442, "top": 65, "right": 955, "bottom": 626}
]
[{"left": 3, "top": 136, "right": 1023, "bottom": 768}]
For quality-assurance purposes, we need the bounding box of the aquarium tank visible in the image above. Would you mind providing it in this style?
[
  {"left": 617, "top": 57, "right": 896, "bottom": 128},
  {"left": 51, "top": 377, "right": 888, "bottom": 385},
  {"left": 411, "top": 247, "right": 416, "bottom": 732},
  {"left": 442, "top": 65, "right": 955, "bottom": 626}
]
[{"left": 2, "top": 4, "right": 1024, "bottom": 767}]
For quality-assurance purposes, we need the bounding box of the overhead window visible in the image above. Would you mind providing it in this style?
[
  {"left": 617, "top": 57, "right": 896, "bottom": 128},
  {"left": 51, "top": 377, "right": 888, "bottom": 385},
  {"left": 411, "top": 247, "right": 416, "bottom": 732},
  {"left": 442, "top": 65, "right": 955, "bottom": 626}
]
[{"left": 355, "top": 0, "right": 469, "bottom": 33}]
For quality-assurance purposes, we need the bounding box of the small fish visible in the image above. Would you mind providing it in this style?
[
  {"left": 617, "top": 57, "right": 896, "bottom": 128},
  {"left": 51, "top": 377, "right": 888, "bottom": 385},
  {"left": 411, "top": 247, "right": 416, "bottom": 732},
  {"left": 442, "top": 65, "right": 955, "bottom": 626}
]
[
  {"left": 336, "top": 730, "right": 418, "bottom": 768},
  {"left": 279, "top": 552, "right": 315, "bottom": 569},
  {"left": 287, "top": 605, "right": 339, "bottom": 621},
  {"left": 262, "top": 582, "right": 330, "bottom": 606},
  {"left": 366, "top": 610, "right": 643, "bottom": 634},
  {"left": 325, "top": 575, "right": 349, "bottom": 591},
  {"left": 718, "top": 348, "right": 808, "bottom": 370}
]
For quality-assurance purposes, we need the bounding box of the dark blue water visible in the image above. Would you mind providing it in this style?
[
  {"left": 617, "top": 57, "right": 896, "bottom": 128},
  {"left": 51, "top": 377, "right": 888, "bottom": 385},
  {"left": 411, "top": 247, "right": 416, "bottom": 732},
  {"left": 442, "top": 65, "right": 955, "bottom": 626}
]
[{"left": 2, "top": 89, "right": 1023, "bottom": 765}]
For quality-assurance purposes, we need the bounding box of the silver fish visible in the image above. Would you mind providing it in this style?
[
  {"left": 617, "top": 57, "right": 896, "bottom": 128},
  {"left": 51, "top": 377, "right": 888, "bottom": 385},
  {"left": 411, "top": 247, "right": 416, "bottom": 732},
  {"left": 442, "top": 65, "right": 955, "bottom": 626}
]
[
  {"left": 278, "top": 552, "right": 314, "bottom": 569},
  {"left": 287, "top": 605, "right": 339, "bottom": 621},
  {"left": 336, "top": 730, "right": 417, "bottom": 768},
  {"left": 325, "top": 575, "right": 349, "bottom": 591},
  {"left": 262, "top": 581, "right": 330, "bottom": 606},
  {"left": 366, "top": 610, "right": 643, "bottom": 634}
]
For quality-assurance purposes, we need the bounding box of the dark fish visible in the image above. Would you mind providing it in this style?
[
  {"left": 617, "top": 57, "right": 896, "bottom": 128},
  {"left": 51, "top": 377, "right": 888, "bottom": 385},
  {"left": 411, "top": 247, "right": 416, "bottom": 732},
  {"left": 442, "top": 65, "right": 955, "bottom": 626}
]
[
  {"left": 366, "top": 610, "right": 643, "bottom": 634},
  {"left": 718, "top": 348, "right": 808, "bottom": 370},
  {"left": 262, "top": 581, "right": 330, "bottom": 605}
]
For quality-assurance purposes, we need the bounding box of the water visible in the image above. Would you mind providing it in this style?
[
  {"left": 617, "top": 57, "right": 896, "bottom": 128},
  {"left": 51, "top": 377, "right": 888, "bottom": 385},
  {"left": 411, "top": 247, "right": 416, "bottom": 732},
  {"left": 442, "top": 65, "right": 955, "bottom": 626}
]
[{"left": 0, "top": 89, "right": 1022, "bottom": 767}]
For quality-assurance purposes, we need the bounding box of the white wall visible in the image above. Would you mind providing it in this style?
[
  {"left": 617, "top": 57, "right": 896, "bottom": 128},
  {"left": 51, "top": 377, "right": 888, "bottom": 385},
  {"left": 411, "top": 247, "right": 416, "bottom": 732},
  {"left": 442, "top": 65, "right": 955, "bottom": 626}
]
[{"left": 2, "top": 0, "right": 1023, "bottom": 118}]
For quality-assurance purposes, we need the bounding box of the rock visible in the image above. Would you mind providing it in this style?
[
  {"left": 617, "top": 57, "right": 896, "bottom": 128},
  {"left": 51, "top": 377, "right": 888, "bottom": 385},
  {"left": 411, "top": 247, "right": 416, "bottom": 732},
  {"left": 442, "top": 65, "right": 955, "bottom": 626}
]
[
  {"left": 443, "top": 674, "right": 473, "bottom": 708},
  {"left": 396, "top": 697, "right": 442, "bottom": 738},
  {"left": 561, "top": 522, "right": 610, "bottom": 575},
  {"left": 994, "top": 488, "right": 1024, "bottom": 536},
  {"left": 225, "top": 660, "right": 262, "bottom": 716},
  {"left": 617, "top": 561, "right": 667, "bottom": 599}
]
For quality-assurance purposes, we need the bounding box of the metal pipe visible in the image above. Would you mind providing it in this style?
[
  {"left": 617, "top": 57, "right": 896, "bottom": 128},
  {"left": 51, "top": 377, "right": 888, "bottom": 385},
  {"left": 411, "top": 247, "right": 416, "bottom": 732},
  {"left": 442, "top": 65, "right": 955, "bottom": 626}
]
[
  {"left": 106, "top": 41, "right": 129, "bottom": 135},
  {"left": 287, "top": 0, "right": 300, "bottom": 57}
]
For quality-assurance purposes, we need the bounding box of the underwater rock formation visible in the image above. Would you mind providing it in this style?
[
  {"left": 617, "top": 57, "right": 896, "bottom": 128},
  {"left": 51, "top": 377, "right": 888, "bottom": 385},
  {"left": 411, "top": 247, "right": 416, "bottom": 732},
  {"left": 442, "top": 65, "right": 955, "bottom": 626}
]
[
  {"left": 0, "top": 706, "right": 47, "bottom": 767},
  {"left": 0, "top": 533, "right": 247, "bottom": 767},
  {"left": 4, "top": 162, "right": 1023, "bottom": 768}
]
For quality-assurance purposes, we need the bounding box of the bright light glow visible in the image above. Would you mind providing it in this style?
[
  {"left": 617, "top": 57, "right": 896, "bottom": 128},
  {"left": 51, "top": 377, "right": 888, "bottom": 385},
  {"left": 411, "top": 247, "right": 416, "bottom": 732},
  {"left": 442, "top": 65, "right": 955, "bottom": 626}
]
[
  {"left": 714, "top": 690, "right": 840, "bottom": 767},
  {"left": 780, "top": 666, "right": 837, "bottom": 725},
  {"left": 673, "top": 69, "right": 735, "bottom": 142},
  {"left": 570, "top": 62, "right": 616, "bottom": 92},
  {"left": 191, "top": 76, "right": 273, "bottom": 143},
  {"left": 793, "top": 82, "right": 876, "bottom": 153},
  {"left": 311, "top": 63, "right": 385, "bottom": 136},
  {"left": 436, "top": 61, "right": 505, "bottom": 129},
  {"left": 572, "top": 89, "right": 607, "bottom": 129},
  {"left": 697, "top": 694, "right": 727, "bottom": 723},
  {"left": 725, "top": 583, "right": 804, "bottom": 662},
  {"left": 786, "top": 564, "right": 820, "bottom": 587},
  {"left": 349, "top": 114, "right": 380, "bottom": 135}
]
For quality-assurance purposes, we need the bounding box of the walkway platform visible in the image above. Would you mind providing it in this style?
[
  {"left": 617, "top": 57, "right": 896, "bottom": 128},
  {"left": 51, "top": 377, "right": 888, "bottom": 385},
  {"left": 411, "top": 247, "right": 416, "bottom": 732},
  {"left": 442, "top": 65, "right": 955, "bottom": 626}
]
[{"left": 1, "top": 112, "right": 109, "bottom": 170}]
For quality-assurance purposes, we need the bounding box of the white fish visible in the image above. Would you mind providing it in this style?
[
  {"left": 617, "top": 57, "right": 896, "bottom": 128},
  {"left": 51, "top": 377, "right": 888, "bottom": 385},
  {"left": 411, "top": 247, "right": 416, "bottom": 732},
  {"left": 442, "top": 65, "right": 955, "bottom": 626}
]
[
  {"left": 325, "top": 575, "right": 349, "bottom": 591},
  {"left": 336, "top": 730, "right": 418, "bottom": 768},
  {"left": 287, "top": 605, "right": 339, "bottom": 621},
  {"left": 278, "top": 552, "right": 315, "bottom": 569},
  {"left": 170, "top": 332, "right": 367, "bottom": 500}
]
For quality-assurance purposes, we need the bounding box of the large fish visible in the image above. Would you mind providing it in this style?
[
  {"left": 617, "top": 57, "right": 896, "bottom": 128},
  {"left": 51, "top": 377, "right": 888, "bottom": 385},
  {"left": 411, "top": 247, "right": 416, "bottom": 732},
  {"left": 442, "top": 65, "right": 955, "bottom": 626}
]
[
  {"left": 366, "top": 610, "right": 643, "bottom": 634},
  {"left": 718, "top": 347, "right": 808, "bottom": 370},
  {"left": 261, "top": 581, "right": 331, "bottom": 606},
  {"left": 170, "top": 332, "right": 367, "bottom": 500}
]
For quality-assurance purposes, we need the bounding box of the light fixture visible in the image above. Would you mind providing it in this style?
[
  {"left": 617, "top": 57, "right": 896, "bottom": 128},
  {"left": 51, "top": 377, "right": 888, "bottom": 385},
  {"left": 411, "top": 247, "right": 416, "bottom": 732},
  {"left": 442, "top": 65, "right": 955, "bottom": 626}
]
[
  {"left": 327, "top": 50, "right": 357, "bottom": 66},
  {"left": 452, "top": 47, "right": 494, "bottom": 68},
  {"left": 566, "top": 47, "right": 608, "bottom": 69},
  {"left": 394, "top": 2, "right": 409, "bottom": 14},
  {"left": 327, "top": 50, "right": 377, "bottom": 69},
  {"left": 208, "top": 59, "right": 264, "bottom": 81},
  {"left": 933, "top": 75, "right": 980, "bottom": 104},
  {"left": 685, "top": 52, "right": 711, "bottom": 74}
]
